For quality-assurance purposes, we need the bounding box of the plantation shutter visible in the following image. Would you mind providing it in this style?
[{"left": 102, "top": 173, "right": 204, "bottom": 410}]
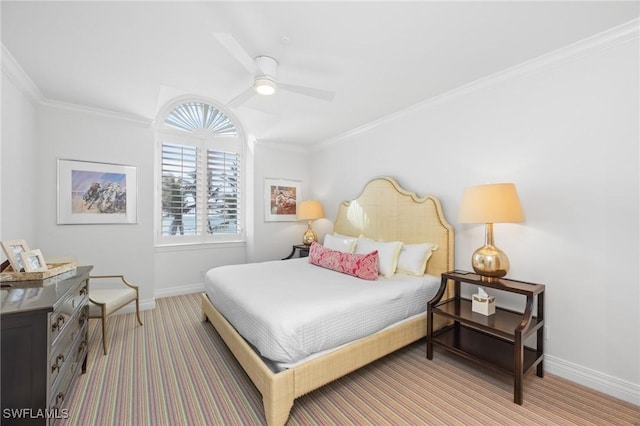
[
  {"left": 161, "top": 142, "right": 200, "bottom": 236},
  {"left": 207, "top": 150, "right": 241, "bottom": 234}
]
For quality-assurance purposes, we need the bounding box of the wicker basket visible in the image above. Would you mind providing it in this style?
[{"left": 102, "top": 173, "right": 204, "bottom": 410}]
[{"left": 0, "top": 262, "right": 77, "bottom": 283}]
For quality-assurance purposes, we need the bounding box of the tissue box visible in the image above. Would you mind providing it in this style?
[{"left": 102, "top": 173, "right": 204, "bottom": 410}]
[{"left": 472, "top": 294, "right": 496, "bottom": 316}]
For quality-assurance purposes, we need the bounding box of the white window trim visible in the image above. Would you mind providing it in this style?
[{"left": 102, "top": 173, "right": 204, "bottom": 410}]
[{"left": 154, "top": 98, "right": 246, "bottom": 247}]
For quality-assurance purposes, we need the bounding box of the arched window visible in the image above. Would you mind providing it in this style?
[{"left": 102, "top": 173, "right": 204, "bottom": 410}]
[{"left": 157, "top": 100, "right": 244, "bottom": 244}]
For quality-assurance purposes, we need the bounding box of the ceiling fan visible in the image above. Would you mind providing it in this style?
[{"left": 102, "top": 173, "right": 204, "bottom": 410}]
[{"left": 214, "top": 33, "right": 336, "bottom": 108}]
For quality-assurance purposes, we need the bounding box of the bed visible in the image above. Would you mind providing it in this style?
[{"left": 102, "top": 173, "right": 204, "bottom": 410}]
[{"left": 201, "top": 177, "right": 454, "bottom": 425}]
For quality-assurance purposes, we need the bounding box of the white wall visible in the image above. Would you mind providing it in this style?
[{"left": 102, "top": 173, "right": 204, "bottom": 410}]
[
  {"left": 247, "top": 141, "right": 311, "bottom": 263},
  {"left": 1, "top": 72, "right": 38, "bottom": 246},
  {"left": 310, "top": 32, "right": 639, "bottom": 403},
  {"left": 34, "top": 107, "right": 157, "bottom": 303},
  {"left": 154, "top": 242, "right": 246, "bottom": 297}
]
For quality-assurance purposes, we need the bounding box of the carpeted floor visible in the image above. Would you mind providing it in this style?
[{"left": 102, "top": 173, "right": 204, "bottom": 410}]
[{"left": 61, "top": 293, "right": 640, "bottom": 425}]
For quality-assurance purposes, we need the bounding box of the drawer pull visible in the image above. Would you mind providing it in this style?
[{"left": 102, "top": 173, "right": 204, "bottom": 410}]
[
  {"left": 78, "top": 340, "right": 87, "bottom": 355},
  {"left": 49, "top": 393, "right": 65, "bottom": 412},
  {"left": 50, "top": 354, "right": 65, "bottom": 373},
  {"left": 51, "top": 315, "right": 66, "bottom": 332},
  {"left": 79, "top": 285, "right": 88, "bottom": 295},
  {"left": 79, "top": 312, "right": 88, "bottom": 325}
]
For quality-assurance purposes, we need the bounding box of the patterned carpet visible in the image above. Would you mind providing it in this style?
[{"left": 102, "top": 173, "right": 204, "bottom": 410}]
[{"left": 61, "top": 293, "right": 640, "bottom": 425}]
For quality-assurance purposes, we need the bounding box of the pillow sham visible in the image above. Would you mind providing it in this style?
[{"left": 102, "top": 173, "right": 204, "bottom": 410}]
[
  {"left": 354, "top": 237, "right": 403, "bottom": 278},
  {"left": 309, "top": 242, "right": 378, "bottom": 280},
  {"left": 333, "top": 231, "right": 356, "bottom": 239},
  {"left": 323, "top": 233, "right": 358, "bottom": 253},
  {"left": 396, "top": 243, "right": 438, "bottom": 276}
]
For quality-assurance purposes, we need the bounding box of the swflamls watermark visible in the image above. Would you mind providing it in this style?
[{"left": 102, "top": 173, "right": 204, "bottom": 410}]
[{"left": 2, "top": 408, "right": 69, "bottom": 420}]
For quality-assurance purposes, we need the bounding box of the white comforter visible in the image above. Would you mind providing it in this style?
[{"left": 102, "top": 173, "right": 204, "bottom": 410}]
[{"left": 204, "top": 257, "right": 439, "bottom": 364}]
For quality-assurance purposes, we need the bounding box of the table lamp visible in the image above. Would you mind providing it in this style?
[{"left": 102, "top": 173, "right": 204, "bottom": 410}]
[
  {"left": 458, "top": 183, "right": 524, "bottom": 281},
  {"left": 297, "top": 200, "right": 325, "bottom": 246}
]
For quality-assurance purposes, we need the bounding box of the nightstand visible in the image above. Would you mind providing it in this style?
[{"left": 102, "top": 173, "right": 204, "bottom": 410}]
[
  {"left": 282, "top": 244, "right": 310, "bottom": 260},
  {"left": 427, "top": 271, "right": 545, "bottom": 405}
]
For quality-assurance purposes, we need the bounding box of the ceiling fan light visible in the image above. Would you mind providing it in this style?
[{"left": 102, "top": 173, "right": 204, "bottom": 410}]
[{"left": 254, "top": 78, "right": 277, "bottom": 95}]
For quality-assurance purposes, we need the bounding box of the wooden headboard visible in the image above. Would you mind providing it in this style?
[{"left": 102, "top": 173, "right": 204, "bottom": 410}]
[{"left": 333, "top": 177, "right": 454, "bottom": 278}]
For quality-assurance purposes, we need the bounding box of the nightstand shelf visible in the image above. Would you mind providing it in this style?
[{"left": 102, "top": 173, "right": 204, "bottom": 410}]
[
  {"left": 427, "top": 271, "right": 545, "bottom": 405},
  {"left": 432, "top": 325, "right": 543, "bottom": 378},
  {"left": 432, "top": 298, "right": 544, "bottom": 341},
  {"left": 282, "top": 244, "right": 310, "bottom": 260}
]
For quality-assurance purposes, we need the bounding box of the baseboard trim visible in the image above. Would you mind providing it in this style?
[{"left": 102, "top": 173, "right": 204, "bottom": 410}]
[
  {"left": 108, "top": 298, "right": 156, "bottom": 316},
  {"left": 154, "top": 283, "right": 205, "bottom": 299},
  {"left": 111, "top": 283, "right": 205, "bottom": 316},
  {"left": 545, "top": 354, "right": 640, "bottom": 406}
]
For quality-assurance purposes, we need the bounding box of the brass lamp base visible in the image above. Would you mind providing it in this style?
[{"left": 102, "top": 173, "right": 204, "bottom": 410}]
[
  {"left": 302, "top": 221, "right": 317, "bottom": 246},
  {"left": 471, "top": 223, "right": 510, "bottom": 282},
  {"left": 471, "top": 244, "right": 509, "bottom": 282}
]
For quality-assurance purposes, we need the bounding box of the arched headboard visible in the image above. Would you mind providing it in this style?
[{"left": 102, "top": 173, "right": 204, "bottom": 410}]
[{"left": 333, "top": 177, "right": 454, "bottom": 278}]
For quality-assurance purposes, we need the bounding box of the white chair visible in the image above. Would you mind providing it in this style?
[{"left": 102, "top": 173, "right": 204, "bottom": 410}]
[{"left": 88, "top": 275, "right": 143, "bottom": 355}]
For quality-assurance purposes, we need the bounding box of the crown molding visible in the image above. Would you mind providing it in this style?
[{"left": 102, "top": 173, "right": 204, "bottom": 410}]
[
  {"left": 314, "top": 18, "right": 640, "bottom": 152},
  {"left": 1, "top": 43, "right": 153, "bottom": 127},
  {"left": 40, "top": 98, "right": 153, "bottom": 127},
  {"left": 1, "top": 44, "right": 46, "bottom": 106},
  {"left": 254, "top": 138, "right": 310, "bottom": 154}
]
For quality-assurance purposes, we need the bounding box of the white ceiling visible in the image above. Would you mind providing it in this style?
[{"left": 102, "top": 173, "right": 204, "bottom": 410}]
[{"left": 2, "top": 1, "right": 638, "bottom": 145}]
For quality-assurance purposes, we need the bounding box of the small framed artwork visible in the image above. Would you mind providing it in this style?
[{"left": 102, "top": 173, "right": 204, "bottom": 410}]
[
  {"left": 1, "top": 240, "right": 31, "bottom": 272},
  {"left": 264, "top": 178, "right": 301, "bottom": 222},
  {"left": 57, "top": 158, "right": 137, "bottom": 225},
  {"left": 20, "top": 249, "right": 48, "bottom": 273}
]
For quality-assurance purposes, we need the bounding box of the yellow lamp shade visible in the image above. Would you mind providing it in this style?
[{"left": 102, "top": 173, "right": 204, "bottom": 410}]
[
  {"left": 297, "top": 200, "right": 324, "bottom": 221},
  {"left": 297, "top": 200, "right": 324, "bottom": 246},
  {"left": 458, "top": 183, "right": 524, "bottom": 224}
]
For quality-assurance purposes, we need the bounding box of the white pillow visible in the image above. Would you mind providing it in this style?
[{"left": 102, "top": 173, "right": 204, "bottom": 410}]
[
  {"left": 323, "top": 233, "right": 357, "bottom": 253},
  {"left": 396, "top": 243, "right": 438, "bottom": 276},
  {"left": 333, "top": 232, "right": 355, "bottom": 239},
  {"left": 355, "top": 237, "right": 403, "bottom": 278}
]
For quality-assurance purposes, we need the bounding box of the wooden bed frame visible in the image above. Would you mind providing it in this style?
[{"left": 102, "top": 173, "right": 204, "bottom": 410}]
[{"left": 201, "top": 177, "right": 454, "bottom": 425}]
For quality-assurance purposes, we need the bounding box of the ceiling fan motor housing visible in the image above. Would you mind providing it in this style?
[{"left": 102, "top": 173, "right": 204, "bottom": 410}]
[{"left": 254, "top": 56, "right": 279, "bottom": 80}]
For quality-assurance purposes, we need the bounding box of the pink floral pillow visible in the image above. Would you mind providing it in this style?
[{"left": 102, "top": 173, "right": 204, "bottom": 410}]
[{"left": 309, "top": 242, "right": 379, "bottom": 280}]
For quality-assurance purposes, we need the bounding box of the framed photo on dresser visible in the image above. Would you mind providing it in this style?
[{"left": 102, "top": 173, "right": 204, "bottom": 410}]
[
  {"left": 20, "top": 249, "right": 48, "bottom": 273},
  {"left": 1, "top": 239, "right": 30, "bottom": 272}
]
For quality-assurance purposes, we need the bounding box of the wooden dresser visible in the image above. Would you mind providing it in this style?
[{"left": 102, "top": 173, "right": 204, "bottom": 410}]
[{"left": 1, "top": 266, "right": 92, "bottom": 425}]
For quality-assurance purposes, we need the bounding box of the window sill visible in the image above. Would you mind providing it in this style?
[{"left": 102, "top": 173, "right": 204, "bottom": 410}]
[{"left": 154, "top": 240, "right": 246, "bottom": 252}]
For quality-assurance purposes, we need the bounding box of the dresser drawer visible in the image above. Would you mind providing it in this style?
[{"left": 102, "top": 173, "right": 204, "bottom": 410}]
[
  {"left": 48, "top": 360, "right": 74, "bottom": 425},
  {"left": 49, "top": 320, "right": 88, "bottom": 419},
  {"left": 49, "top": 280, "right": 88, "bottom": 345},
  {"left": 49, "top": 304, "right": 88, "bottom": 386}
]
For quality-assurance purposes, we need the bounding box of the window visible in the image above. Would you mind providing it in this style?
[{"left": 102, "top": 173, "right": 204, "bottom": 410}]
[{"left": 157, "top": 101, "right": 243, "bottom": 244}]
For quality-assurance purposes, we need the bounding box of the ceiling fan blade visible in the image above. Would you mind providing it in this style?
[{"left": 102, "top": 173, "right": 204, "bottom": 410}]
[
  {"left": 279, "top": 82, "right": 336, "bottom": 102},
  {"left": 226, "top": 87, "right": 255, "bottom": 108},
  {"left": 214, "top": 33, "right": 256, "bottom": 75}
]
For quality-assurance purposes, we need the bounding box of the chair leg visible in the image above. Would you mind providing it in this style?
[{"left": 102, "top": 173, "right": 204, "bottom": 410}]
[
  {"left": 101, "top": 316, "right": 108, "bottom": 356},
  {"left": 135, "top": 297, "right": 143, "bottom": 326}
]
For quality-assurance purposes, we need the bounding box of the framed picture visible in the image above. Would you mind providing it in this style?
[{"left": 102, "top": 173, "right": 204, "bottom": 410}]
[
  {"left": 20, "top": 249, "right": 48, "bottom": 273},
  {"left": 264, "top": 178, "right": 301, "bottom": 222},
  {"left": 57, "top": 159, "right": 137, "bottom": 224},
  {"left": 1, "top": 240, "right": 31, "bottom": 272}
]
